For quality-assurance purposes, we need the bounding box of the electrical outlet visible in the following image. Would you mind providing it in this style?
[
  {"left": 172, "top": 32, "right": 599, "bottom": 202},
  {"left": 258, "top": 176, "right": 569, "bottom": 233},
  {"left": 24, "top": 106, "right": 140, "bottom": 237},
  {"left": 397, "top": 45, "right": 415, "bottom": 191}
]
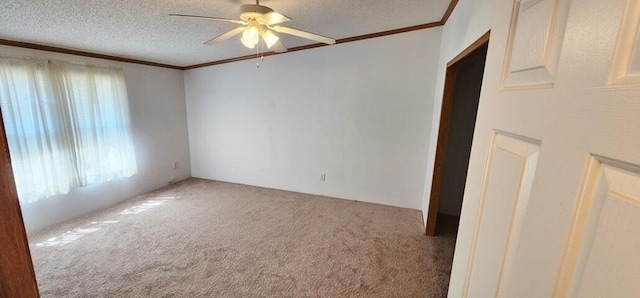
[{"left": 320, "top": 174, "right": 326, "bottom": 181}]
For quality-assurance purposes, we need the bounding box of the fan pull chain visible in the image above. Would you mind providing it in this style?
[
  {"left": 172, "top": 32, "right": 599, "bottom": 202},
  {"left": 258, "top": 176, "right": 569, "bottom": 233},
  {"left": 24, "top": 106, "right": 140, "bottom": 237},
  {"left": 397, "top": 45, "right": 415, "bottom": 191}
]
[
  {"left": 256, "top": 40, "right": 260, "bottom": 68},
  {"left": 261, "top": 37, "right": 265, "bottom": 61},
  {"left": 256, "top": 35, "right": 265, "bottom": 68}
]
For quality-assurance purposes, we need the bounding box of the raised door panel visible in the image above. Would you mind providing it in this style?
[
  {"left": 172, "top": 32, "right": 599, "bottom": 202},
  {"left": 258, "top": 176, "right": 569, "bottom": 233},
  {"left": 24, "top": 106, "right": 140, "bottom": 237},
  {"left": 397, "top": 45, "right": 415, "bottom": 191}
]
[
  {"left": 464, "top": 132, "right": 540, "bottom": 297},
  {"left": 609, "top": 0, "right": 640, "bottom": 84},
  {"left": 554, "top": 156, "right": 640, "bottom": 297},
  {"left": 501, "top": 0, "right": 571, "bottom": 89}
]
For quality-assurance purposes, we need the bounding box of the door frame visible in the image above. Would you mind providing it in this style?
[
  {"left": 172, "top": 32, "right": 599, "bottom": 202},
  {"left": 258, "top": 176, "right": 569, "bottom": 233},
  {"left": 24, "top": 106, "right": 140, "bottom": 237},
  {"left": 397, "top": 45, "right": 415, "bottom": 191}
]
[
  {"left": 426, "top": 31, "right": 491, "bottom": 236},
  {"left": 0, "top": 111, "right": 39, "bottom": 296}
]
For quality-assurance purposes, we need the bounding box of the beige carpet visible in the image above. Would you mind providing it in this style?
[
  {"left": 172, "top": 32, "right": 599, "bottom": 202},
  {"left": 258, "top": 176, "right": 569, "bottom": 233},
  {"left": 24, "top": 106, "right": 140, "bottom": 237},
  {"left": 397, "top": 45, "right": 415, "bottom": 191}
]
[{"left": 28, "top": 179, "right": 456, "bottom": 297}]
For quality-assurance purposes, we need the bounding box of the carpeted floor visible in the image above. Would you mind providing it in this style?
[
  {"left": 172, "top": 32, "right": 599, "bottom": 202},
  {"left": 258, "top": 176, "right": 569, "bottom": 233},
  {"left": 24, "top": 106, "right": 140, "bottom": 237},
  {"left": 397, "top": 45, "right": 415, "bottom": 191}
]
[{"left": 28, "top": 178, "right": 456, "bottom": 297}]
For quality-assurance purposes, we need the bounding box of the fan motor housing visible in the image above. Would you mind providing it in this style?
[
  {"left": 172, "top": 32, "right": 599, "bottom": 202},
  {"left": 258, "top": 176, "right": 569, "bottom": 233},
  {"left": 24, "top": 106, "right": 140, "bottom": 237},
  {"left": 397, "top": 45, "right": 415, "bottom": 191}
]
[{"left": 240, "top": 4, "right": 273, "bottom": 21}]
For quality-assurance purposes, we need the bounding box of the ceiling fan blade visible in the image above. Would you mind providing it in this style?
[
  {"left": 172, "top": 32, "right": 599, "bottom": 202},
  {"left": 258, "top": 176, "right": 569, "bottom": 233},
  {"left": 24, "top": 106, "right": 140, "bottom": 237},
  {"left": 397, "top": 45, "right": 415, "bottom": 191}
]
[
  {"left": 270, "top": 40, "right": 288, "bottom": 53},
  {"left": 271, "top": 26, "right": 336, "bottom": 45},
  {"left": 258, "top": 12, "right": 292, "bottom": 25},
  {"left": 204, "top": 27, "right": 246, "bottom": 45},
  {"left": 169, "top": 14, "right": 247, "bottom": 25}
]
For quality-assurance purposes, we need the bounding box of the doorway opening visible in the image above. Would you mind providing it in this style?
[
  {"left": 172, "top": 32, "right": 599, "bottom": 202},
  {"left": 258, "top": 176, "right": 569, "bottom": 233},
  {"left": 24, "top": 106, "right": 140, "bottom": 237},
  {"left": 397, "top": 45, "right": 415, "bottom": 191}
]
[{"left": 426, "top": 32, "right": 490, "bottom": 236}]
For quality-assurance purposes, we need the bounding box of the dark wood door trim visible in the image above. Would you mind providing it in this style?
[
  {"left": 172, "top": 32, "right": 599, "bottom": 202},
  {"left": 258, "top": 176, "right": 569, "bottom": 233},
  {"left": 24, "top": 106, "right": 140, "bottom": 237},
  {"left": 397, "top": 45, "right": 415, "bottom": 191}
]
[
  {"left": 426, "top": 31, "right": 490, "bottom": 236},
  {"left": 425, "top": 66, "right": 458, "bottom": 236},
  {"left": 0, "top": 110, "right": 39, "bottom": 297},
  {"left": 447, "top": 31, "right": 491, "bottom": 67}
]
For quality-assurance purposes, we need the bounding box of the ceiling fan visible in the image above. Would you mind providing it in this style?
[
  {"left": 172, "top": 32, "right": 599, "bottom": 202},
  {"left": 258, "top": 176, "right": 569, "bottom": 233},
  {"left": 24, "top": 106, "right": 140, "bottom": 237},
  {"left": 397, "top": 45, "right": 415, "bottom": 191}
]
[{"left": 170, "top": 0, "right": 336, "bottom": 53}]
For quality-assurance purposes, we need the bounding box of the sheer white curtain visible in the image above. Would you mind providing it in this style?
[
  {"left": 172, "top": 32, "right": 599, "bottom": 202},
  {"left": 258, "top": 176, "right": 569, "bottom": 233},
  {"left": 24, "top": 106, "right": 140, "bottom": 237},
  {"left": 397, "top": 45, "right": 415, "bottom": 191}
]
[
  {"left": 0, "top": 58, "right": 137, "bottom": 204},
  {"left": 0, "top": 58, "right": 75, "bottom": 201},
  {"left": 49, "top": 62, "right": 137, "bottom": 185}
]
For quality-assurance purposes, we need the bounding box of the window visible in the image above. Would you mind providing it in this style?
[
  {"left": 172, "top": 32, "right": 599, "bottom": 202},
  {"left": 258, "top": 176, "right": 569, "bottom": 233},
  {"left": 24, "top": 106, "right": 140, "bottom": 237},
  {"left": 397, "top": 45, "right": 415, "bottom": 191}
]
[{"left": 0, "top": 58, "right": 137, "bottom": 204}]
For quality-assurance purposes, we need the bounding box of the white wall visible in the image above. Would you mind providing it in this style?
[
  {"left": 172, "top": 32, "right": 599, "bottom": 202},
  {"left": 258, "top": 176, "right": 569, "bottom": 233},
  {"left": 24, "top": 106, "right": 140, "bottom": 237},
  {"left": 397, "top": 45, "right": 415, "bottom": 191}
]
[
  {"left": 0, "top": 45, "right": 192, "bottom": 234},
  {"left": 185, "top": 28, "right": 442, "bottom": 210}
]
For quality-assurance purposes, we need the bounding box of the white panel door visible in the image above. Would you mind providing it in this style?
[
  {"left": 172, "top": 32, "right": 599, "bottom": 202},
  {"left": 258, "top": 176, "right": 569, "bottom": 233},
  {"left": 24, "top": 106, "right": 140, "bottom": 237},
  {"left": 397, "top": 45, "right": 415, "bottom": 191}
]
[{"left": 451, "top": 0, "right": 640, "bottom": 297}]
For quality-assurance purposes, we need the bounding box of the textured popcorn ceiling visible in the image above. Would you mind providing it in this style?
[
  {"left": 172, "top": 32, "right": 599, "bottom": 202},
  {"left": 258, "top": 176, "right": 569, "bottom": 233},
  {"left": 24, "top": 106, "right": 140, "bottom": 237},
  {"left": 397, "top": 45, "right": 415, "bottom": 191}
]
[{"left": 0, "top": 0, "right": 451, "bottom": 67}]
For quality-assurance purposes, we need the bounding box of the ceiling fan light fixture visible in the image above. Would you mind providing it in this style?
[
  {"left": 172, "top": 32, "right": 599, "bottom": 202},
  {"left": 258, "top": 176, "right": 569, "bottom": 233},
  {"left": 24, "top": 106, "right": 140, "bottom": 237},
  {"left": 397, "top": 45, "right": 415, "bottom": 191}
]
[
  {"left": 172, "top": 0, "right": 335, "bottom": 53},
  {"left": 241, "top": 25, "right": 260, "bottom": 48},
  {"left": 261, "top": 29, "right": 279, "bottom": 49},
  {"left": 240, "top": 36, "right": 255, "bottom": 48}
]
